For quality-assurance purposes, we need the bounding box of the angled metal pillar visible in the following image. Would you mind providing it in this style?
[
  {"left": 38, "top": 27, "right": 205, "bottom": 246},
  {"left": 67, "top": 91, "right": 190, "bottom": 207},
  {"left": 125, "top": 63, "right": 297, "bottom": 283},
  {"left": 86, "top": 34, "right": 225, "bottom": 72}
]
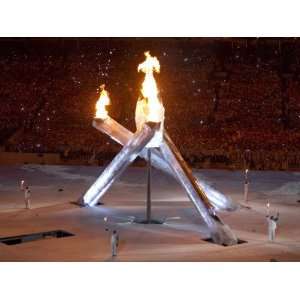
[
  {"left": 160, "top": 132, "right": 237, "bottom": 246},
  {"left": 81, "top": 122, "right": 160, "bottom": 207}
]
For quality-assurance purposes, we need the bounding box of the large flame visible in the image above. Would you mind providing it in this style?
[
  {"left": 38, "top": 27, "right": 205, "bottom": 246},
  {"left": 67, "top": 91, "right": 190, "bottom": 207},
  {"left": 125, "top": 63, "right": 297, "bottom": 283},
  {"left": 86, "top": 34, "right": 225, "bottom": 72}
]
[
  {"left": 95, "top": 84, "right": 110, "bottom": 119},
  {"left": 137, "top": 51, "right": 164, "bottom": 123}
]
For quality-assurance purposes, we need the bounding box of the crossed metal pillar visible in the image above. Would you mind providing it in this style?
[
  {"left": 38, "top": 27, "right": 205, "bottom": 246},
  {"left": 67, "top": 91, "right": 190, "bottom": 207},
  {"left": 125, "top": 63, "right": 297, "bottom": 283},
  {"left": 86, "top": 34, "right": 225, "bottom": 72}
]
[
  {"left": 87, "top": 117, "right": 238, "bottom": 212},
  {"left": 79, "top": 117, "right": 238, "bottom": 246}
]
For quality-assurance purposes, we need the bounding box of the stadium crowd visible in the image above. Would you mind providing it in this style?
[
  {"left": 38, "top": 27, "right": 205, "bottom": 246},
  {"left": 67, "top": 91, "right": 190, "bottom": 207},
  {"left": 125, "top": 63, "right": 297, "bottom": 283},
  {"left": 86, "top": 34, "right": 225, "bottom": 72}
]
[{"left": 1, "top": 38, "right": 300, "bottom": 170}]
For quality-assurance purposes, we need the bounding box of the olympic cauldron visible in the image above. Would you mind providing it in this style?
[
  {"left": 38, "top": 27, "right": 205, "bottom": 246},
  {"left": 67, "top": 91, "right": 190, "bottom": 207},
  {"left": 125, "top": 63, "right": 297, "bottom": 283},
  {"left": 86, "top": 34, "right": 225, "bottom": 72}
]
[{"left": 79, "top": 52, "right": 238, "bottom": 246}]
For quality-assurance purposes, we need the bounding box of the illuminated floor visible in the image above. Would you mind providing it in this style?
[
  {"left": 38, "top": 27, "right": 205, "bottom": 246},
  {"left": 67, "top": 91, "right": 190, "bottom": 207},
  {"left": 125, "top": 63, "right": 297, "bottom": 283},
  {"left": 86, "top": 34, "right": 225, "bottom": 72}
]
[{"left": 0, "top": 164, "right": 299, "bottom": 261}]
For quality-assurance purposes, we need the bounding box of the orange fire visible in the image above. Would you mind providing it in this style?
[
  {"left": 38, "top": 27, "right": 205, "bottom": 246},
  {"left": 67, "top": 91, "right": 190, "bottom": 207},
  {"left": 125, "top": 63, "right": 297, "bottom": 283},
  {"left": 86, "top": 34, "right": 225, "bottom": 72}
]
[
  {"left": 95, "top": 84, "right": 110, "bottom": 119},
  {"left": 137, "top": 51, "right": 164, "bottom": 124}
]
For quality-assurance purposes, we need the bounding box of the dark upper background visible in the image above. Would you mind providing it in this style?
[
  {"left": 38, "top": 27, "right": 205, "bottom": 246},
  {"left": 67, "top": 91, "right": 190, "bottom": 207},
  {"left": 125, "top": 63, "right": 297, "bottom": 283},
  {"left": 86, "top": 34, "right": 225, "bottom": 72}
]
[{"left": 0, "top": 38, "right": 299, "bottom": 168}]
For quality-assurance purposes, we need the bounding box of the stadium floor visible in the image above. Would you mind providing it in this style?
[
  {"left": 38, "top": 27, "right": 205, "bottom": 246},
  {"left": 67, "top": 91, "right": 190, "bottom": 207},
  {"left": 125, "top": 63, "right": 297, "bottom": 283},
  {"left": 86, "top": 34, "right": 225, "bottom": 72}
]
[{"left": 0, "top": 164, "right": 299, "bottom": 261}]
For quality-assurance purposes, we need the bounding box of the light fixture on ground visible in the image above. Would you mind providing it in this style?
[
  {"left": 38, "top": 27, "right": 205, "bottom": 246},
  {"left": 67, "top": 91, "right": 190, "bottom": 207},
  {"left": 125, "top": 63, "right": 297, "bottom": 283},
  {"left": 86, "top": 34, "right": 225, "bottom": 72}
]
[{"left": 79, "top": 52, "right": 238, "bottom": 246}]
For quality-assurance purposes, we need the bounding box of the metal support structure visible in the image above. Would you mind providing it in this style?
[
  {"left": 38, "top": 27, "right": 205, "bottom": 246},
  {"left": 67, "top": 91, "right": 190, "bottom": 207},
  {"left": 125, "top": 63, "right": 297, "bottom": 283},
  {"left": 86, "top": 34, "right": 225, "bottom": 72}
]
[
  {"left": 146, "top": 148, "right": 152, "bottom": 223},
  {"left": 91, "top": 118, "right": 238, "bottom": 212},
  {"left": 81, "top": 118, "right": 238, "bottom": 245}
]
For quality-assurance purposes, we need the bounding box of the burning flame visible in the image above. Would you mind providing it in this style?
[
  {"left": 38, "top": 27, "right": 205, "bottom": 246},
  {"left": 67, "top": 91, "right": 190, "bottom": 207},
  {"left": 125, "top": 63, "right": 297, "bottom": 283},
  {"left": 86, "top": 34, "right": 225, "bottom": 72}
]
[
  {"left": 95, "top": 84, "right": 110, "bottom": 119},
  {"left": 137, "top": 51, "right": 164, "bottom": 123}
]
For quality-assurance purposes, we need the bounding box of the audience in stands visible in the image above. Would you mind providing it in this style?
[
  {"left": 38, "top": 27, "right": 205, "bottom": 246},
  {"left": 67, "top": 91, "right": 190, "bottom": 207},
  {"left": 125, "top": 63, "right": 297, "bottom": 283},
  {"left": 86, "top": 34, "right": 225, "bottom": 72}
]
[{"left": 1, "top": 39, "right": 300, "bottom": 170}]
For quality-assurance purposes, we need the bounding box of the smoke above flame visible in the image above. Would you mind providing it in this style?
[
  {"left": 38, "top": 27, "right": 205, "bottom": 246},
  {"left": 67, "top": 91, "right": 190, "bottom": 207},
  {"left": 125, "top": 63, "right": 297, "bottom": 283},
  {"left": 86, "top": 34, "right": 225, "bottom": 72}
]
[
  {"left": 137, "top": 51, "right": 164, "bottom": 123},
  {"left": 95, "top": 84, "right": 110, "bottom": 119}
]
